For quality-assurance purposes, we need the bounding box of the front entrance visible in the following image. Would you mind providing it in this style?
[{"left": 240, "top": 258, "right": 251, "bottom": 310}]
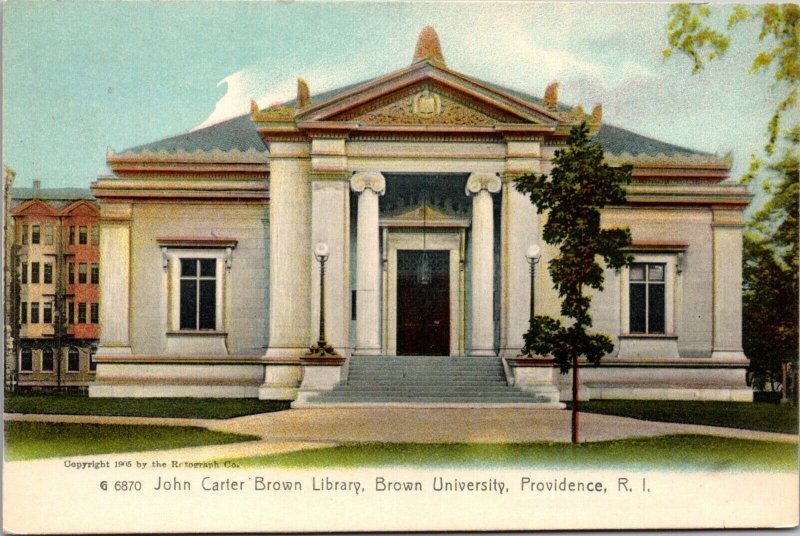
[{"left": 396, "top": 250, "right": 450, "bottom": 355}]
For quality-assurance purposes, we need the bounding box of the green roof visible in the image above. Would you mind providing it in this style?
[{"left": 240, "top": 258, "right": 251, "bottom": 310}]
[
  {"left": 11, "top": 187, "right": 94, "bottom": 209},
  {"left": 123, "top": 76, "right": 707, "bottom": 157}
]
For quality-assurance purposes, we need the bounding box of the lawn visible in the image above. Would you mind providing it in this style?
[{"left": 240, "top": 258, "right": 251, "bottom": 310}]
[
  {"left": 227, "top": 435, "right": 798, "bottom": 472},
  {"left": 568, "top": 400, "right": 799, "bottom": 435},
  {"left": 4, "top": 421, "right": 260, "bottom": 461},
  {"left": 3, "top": 392, "right": 290, "bottom": 419}
]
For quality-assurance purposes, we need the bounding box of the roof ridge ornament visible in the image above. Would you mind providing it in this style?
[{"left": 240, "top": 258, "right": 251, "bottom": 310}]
[
  {"left": 412, "top": 26, "right": 445, "bottom": 66},
  {"left": 297, "top": 78, "right": 311, "bottom": 108},
  {"left": 544, "top": 82, "right": 559, "bottom": 110}
]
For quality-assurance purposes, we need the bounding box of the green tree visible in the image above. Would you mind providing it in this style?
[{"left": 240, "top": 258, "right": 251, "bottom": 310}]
[
  {"left": 664, "top": 4, "right": 799, "bottom": 398},
  {"left": 515, "top": 123, "right": 633, "bottom": 443}
]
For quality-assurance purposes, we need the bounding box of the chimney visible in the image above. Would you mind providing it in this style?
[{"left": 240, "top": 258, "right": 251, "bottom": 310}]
[{"left": 33, "top": 179, "right": 41, "bottom": 198}]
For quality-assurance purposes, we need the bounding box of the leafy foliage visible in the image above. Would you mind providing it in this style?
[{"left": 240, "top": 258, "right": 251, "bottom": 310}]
[
  {"left": 664, "top": 4, "right": 798, "bottom": 161},
  {"left": 515, "top": 123, "right": 632, "bottom": 373}
]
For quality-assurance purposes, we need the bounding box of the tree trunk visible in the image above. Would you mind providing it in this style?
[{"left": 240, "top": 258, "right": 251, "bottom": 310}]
[{"left": 572, "top": 353, "right": 580, "bottom": 444}]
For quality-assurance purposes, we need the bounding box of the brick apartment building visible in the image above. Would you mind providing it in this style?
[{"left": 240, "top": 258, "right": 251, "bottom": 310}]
[{"left": 5, "top": 181, "right": 100, "bottom": 390}]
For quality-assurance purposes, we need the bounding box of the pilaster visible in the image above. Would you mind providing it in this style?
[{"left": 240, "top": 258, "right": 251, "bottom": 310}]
[
  {"left": 711, "top": 207, "right": 748, "bottom": 362},
  {"left": 97, "top": 203, "right": 132, "bottom": 356}
]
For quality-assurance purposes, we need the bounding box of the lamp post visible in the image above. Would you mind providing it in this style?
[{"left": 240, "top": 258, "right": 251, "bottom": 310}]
[
  {"left": 307, "top": 242, "right": 339, "bottom": 357},
  {"left": 521, "top": 244, "right": 541, "bottom": 356}
]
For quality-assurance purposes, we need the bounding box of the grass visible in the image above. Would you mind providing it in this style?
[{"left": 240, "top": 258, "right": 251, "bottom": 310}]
[
  {"left": 567, "top": 400, "right": 799, "bottom": 435},
  {"left": 227, "top": 435, "right": 798, "bottom": 472},
  {"left": 4, "top": 421, "right": 260, "bottom": 461},
  {"left": 3, "top": 391, "right": 290, "bottom": 419}
]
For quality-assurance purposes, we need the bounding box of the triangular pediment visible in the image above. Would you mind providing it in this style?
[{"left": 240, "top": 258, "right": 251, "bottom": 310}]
[
  {"left": 381, "top": 201, "right": 470, "bottom": 228},
  {"left": 61, "top": 199, "right": 99, "bottom": 217},
  {"left": 294, "top": 62, "right": 560, "bottom": 127},
  {"left": 11, "top": 199, "right": 59, "bottom": 217}
]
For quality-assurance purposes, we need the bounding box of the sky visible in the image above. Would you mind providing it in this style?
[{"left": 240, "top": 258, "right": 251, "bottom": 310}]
[{"left": 2, "top": 1, "right": 792, "bottom": 209}]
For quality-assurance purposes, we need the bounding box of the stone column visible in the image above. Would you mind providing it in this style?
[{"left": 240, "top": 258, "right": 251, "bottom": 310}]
[
  {"left": 264, "top": 143, "right": 312, "bottom": 357},
  {"left": 351, "top": 172, "right": 386, "bottom": 355},
  {"left": 96, "top": 203, "right": 132, "bottom": 356},
  {"left": 466, "top": 173, "right": 501, "bottom": 356},
  {"left": 711, "top": 208, "right": 748, "bottom": 361},
  {"left": 499, "top": 174, "right": 539, "bottom": 356}
]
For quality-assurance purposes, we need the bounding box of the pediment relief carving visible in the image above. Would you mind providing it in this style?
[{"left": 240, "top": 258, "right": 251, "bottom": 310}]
[{"left": 334, "top": 85, "right": 523, "bottom": 126}]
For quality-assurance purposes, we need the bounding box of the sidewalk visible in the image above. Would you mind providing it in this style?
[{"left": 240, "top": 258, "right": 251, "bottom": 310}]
[{"left": 5, "top": 407, "right": 797, "bottom": 465}]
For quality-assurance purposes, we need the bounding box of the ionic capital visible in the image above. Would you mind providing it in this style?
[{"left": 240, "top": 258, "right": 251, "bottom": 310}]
[
  {"left": 465, "top": 173, "right": 501, "bottom": 196},
  {"left": 350, "top": 172, "right": 386, "bottom": 196}
]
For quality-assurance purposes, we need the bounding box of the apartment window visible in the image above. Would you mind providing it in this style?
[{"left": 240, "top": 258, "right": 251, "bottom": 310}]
[
  {"left": 20, "top": 349, "right": 33, "bottom": 372},
  {"left": 21, "top": 262, "right": 27, "bottom": 284},
  {"left": 21, "top": 224, "right": 28, "bottom": 245},
  {"left": 31, "top": 224, "right": 40, "bottom": 244},
  {"left": 91, "top": 225, "right": 100, "bottom": 245},
  {"left": 45, "top": 224, "right": 54, "bottom": 245},
  {"left": 69, "top": 226, "right": 75, "bottom": 245},
  {"left": 79, "top": 225, "right": 87, "bottom": 245},
  {"left": 68, "top": 302, "right": 74, "bottom": 323},
  {"left": 91, "top": 303, "right": 99, "bottom": 324},
  {"left": 629, "top": 263, "right": 666, "bottom": 334},
  {"left": 30, "top": 302, "right": 39, "bottom": 324},
  {"left": 68, "top": 263, "right": 75, "bottom": 284},
  {"left": 43, "top": 302, "right": 53, "bottom": 324},
  {"left": 67, "top": 348, "right": 80, "bottom": 372},
  {"left": 42, "top": 348, "right": 54, "bottom": 372},
  {"left": 20, "top": 302, "right": 27, "bottom": 324},
  {"left": 31, "top": 262, "right": 40, "bottom": 284},
  {"left": 44, "top": 263, "right": 53, "bottom": 284},
  {"left": 78, "top": 263, "right": 87, "bottom": 284},
  {"left": 78, "top": 303, "right": 87, "bottom": 324},
  {"left": 91, "top": 263, "right": 99, "bottom": 284},
  {"left": 179, "top": 259, "right": 217, "bottom": 330}
]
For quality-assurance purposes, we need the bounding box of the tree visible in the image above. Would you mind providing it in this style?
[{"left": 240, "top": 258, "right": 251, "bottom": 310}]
[
  {"left": 664, "top": 4, "right": 799, "bottom": 399},
  {"left": 515, "top": 123, "right": 633, "bottom": 443}
]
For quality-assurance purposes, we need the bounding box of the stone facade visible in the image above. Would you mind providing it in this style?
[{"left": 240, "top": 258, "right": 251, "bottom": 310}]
[{"left": 88, "top": 27, "right": 751, "bottom": 402}]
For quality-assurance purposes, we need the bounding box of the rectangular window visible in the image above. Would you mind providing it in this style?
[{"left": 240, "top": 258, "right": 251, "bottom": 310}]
[
  {"left": 45, "top": 224, "right": 54, "bottom": 245},
  {"left": 91, "top": 263, "right": 99, "bottom": 284},
  {"left": 179, "top": 258, "right": 216, "bottom": 330},
  {"left": 41, "top": 348, "right": 54, "bottom": 372},
  {"left": 68, "top": 302, "right": 74, "bottom": 323},
  {"left": 20, "top": 349, "right": 33, "bottom": 372},
  {"left": 79, "top": 225, "right": 87, "bottom": 245},
  {"left": 30, "top": 302, "right": 39, "bottom": 324},
  {"left": 78, "top": 263, "right": 87, "bottom": 284},
  {"left": 21, "top": 262, "right": 27, "bottom": 284},
  {"left": 21, "top": 224, "right": 28, "bottom": 245},
  {"left": 31, "top": 262, "right": 40, "bottom": 284},
  {"left": 91, "top": 303, "right": 99, "bottom": 324},
  {"left": 68, "top": 349, "right": 80, "bottom": 372},
  {"left": 629, "top": 263, "right": 666, "bottom": 334},
  {"left": 20, "top": 302, "right": 27, "bottom": 324},
  {"left": 43, "top": 302, "right": 53, "bottom": 324},
  {"left": 91, "top": 225, "right": 100, "bottom": 245},
  {"left": 31, "top": 224, "right": 40, "bottom": 244},
  {"left": 68, "top": 263, "right": 75, "bottom": 284},
  {"left": 69, "top": 226, "right": 75, "bottom": 245},
  {"left": 78, "top": 303, "right": 87, "bottom": 324},
  {"left": 44, "top": 263, "right": 53, "bottom": 284}
]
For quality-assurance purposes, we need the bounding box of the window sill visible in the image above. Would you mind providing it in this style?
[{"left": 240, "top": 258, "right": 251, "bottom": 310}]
[
  {"left": 619, "top": 333, "right": 677, "bottom": 340},
  {"left": 167, "top": 331, "right": 228, "bottom": 336}
]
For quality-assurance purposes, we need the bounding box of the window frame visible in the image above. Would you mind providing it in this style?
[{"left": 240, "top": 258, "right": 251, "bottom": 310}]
[
  {"left": 30, "top": 302, "right": 39, "bottom": 324},
  {"left": 79, "top": 225, "right": 88, "bottom": 245},
  {"left": 44, "top": 262, "right": 53, "bottom": 284},
  {"left": 20, "top": 302, "right": 27, "bottom": 324},
  {"left": 68, "top": 263, "right": 75, "bottom": 284},
  {"left": 31, "top": 262, "right": 40, "bottom": 284},
  {"left": 43, "top": 301, "right": 53, "bottom": 324},
  {"left": 21, "top": 224, "right": 28, "bottom": 245},
  {"left": 20, "top": 348, "right": 33, "bottom": 372},
  {"left": 21, "top": 262, "right": 27, "bottom": 284},
  {"left": 91, "top": 302, "right": 99, "bottom": 324},
  {"left": 91, "top": 263, "right": 99, "bottom": 284},
  {"left": 41, "top": 347, "right": 54, "bottom": 372},
  {"left": 31, "top": 224, "right": 40, "bottom": 244},
  {"left": 163, "top": 247, "right": 230, "bottom": 333},
  {"left": 620, "top": 253, "right": 677, "bottom": 336},
  {"left": 78, "top": 302, "right": 87, "bottom": 324},
  {"left": 78, "top": 263, "right": 87, "bottom": 284},
  {"left": 67, "top": 347, "right": 80, "bottom": 373},
  {"left": 91, "top": 225, "right": 100, "bottom": 246},
  {"left": 45, "top": 224, "right": 54, "bottom": 245},
  {"left": 68, "top": 226, "right": 75, "bottom": 245}
]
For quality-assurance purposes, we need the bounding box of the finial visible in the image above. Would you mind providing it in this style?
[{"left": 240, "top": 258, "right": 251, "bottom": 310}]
[
  {"left": 544, "top": 82, "right": 559, "bottom": 110},
  {"left": 591, "top": 104, "right": 602, "bottom": 124},
  {"left": 573, "top": 104, "right": 585, "bottom": 117},
  {"left": 250, "top": 100, "right": 259, "bottom": 114},
  {"left": 297, "top": 78, "right": 311, "bottom": 108},
  {"left": 412, "top": 26, "right": 445, "bottom": 66}
]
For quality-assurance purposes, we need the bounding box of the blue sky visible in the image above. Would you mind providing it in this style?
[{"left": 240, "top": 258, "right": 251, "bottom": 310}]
[{"left": 2, "top": 1, "right": 791, "bottom": 206}]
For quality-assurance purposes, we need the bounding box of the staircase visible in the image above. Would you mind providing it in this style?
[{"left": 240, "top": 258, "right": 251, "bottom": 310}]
[{"left": 297, "top": 356, "right": 562, "bottom": 407}]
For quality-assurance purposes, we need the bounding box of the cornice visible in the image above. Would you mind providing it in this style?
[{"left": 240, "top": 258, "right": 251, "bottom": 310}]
[
  {"left": 108, "top": 147, "right": 268, "bottom": 164},
  {"left": 605, "top": 151, "right": 732, "bottom": 170}
]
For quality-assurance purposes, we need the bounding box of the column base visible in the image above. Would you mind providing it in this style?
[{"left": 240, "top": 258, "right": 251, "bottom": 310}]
[{"left": 291, "top": 359, "right": 346, "bottom": 408}]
